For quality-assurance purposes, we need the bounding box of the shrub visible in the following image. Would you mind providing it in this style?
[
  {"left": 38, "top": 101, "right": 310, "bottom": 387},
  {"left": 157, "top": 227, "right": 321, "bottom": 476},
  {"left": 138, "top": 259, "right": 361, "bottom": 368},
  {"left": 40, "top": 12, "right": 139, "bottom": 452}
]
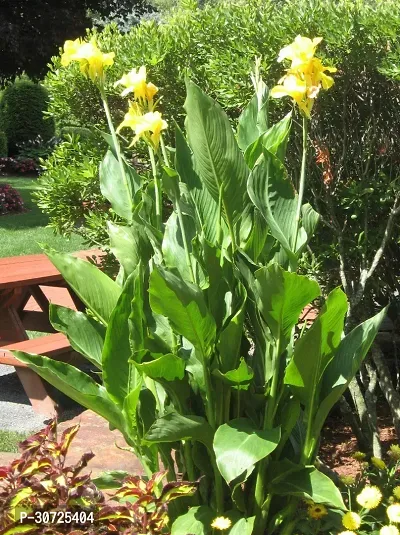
[
  {"left": 0, "top": 131, "right": 7, "bottom": 157},
  {"left": 0, "top": 77, "right": 55, "bottom": 155},
  {"left": 0, "top": 420, "right": 196, "bottom": 535},
  {"left": 0, "top": 183, "right": 24, "bottom": 215}
]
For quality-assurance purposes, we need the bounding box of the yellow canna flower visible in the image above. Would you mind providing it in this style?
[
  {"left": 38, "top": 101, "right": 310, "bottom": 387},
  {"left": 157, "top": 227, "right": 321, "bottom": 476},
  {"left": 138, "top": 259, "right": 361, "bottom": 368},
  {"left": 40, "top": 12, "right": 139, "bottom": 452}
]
[
  {"left": 117, "top": 102, "right": 167, "bottom": 149},
  {"left": 271, "top": 35, "right": 336, "bottom": 118},
  {"left": 371, "top": 456, "right": 387, "bottom": 470},
  {"left": 211, "top": 517, "right": 232, "bottom": 530},
  {"left": 114, "top": 66, "right": 159, "bottom": 104},
  {"left": 308, "top": 503, "right": 328, "bottom": 519},
  {"left": 389, "top": 444, "right": 400, "bottom": 460},
  {"left": 388, "top": 503, "right": 400, "bottom": 523},
  {"left": 278, "top": 35, "right": 323, "bottom": 67},
  {"left": 381, "top": 526, "right": 400, "bottom": 535},
  {"left": 356, "top": 485, "right": 382, "bottom": 509},
  {"left": 342, "top": 512, "right": 362, "bottom": 531},
  {"left": 393, "top": 486, "right": 400, "bottom": 500},
  {"left": 61, "top": 38, "right": 114, "bottom": 83}
]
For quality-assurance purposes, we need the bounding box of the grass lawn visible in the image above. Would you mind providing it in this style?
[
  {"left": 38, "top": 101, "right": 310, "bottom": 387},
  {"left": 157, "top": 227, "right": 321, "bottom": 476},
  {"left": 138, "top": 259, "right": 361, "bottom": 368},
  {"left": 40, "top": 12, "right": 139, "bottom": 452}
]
[
  {"left": 0, "top": 176, "right": 84, "bottom": 258},
  {"left": 0, "top": 429, "right": 30, "bottom": 453}
]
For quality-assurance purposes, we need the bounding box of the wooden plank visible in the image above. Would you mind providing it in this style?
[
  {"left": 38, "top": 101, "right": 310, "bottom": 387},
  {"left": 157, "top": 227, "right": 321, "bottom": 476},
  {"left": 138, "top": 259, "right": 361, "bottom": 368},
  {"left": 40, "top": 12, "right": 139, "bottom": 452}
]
[
  {"left": 15, "top": 367, "right": 57, "bottom": 417},
  {"left": 0, "top": 307, "right": 29, "bottom": 345},
  {"left": 20, "top": 311, "right": 55, "bottom": 333}
]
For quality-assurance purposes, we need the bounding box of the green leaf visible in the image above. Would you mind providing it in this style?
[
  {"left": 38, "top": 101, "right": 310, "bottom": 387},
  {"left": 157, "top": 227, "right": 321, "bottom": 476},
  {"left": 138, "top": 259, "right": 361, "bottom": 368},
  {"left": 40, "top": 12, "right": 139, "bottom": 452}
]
[
  {"left": 213, "top": 357, "right": 253, "bottom": 390},
  {"left": 175, "top": 125, "right": 219, "bottom": 244},
  {"left": 254, "top": 264, "right": 320, "bottom": 345},
  {"left": 99, "top": 150, "right": 140, "bottom": 222},
  {"left": 93, "top": 470, "right": 130, "bottom": 489},
  {"left": 108, "top": 220, "right": 152, "bottom": 277},
  {"left": 145, "top": 412, "right": 214, "bottom": 450},
  {"left": 248, "top": 151, "right": 297, "bottom": 265},
  {"left": 0, "top": 526, "right": 37, "bottom": 535},
  {"left": 133, "top": 353, "right": 186, "bottom": 381},
  {"left": 102, "top": 268, "right": 144, "bottom": 406},
  {"left": 237, "top": 80, "right": 269, "bottom": 151},
  {"left": 213, "top": 418, "right": 280, "bottom": 483},
  {"left": 217, "top": 283, "right": 247, "bottom": 372},
  {"left": 301, "top": 203, "right": 320, "bottom": 241},
  {"left": 149, "top": 266, "right": 216, "bottom": 359},
  {"left": 171, "top": 506, "right": 214, "bottom": 535},
  {"left": 122, "top": 378, "right": 143, "bottom": 435},
  {"left": 244, "top": 113, "right": 291, "bottom": 169},
  {"left": 269, "top": 465, "right": 345, "bottom": 510},
  {"left": 11, "top": 352, "right": 128, "bottom": 437},
  {"left": 44, "top": 248, "right": 120, "bottom": 326},
  {"left": 314, "top": 306, "right": 387, "bottom": 437},
  {"left": 230, "top": 517, "right": 256, "bottom": 535},
  {"left": 184, "top": 80, "right": 249, "bottom": 230},
  {"left": 49, "top": 304, "right": 105, "bottom": 369},
  {"left": 285, "top": 289, "right": 348, "bottom": 413}
]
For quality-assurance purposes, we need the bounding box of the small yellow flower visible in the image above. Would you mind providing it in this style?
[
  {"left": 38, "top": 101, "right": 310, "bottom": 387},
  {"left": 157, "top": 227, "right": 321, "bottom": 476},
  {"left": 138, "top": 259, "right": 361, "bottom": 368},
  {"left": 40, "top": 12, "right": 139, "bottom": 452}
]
[
  {"left": 338, "top": 532, "right": 357, "bottom": 535},
  {"left": 352, "top": 451, "right": 367, "bottom": 462},
  {"left": 117, "top": 102, "right": 167, "bottom": 149},
  {"left": 393, "top": 486, "right": 400, "bottom": 500},
  {"left": 381, "top": 526, "right": 400, "bottom": 535},
  {"left": 278, "top": 35, "right": 323, "bottom": 67},
  {"left": 389, "top": 445, "right": 400, "bottom": 460},
  {"left": 211, "top": 517, "right": 232, "bottom": 530},
  {"left": 371, "top": 456, "right": 387, "bottom": 470},
  {"left": 342, "top": 512, "right": 362, "bottom": 530},
  {"left": 114, "top": 66, "right": 158, "bottom": 104},
  {"left": 61, "top": 38, "right": 114, "bottom": 83},
  {"left": 356, "top": 485, "right": 382, "bottom": 509},
  {"left": 340, "top": 475, "right": 356, "bottom": 486},
  {"left": 388, "top": 503, "right": 400, "bottom": 523},
  {"left": 308, "top": 503, "right": 328, "bottom": 519}
]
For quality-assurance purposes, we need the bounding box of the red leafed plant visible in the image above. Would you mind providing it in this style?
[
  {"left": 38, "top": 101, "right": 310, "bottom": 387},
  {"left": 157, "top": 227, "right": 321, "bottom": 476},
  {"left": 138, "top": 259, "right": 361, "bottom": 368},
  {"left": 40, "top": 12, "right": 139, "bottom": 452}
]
[
  {"left": 0, "top": 421, "right": 198, "bottom": 535},
  {"left": 0, "top": 183, "right": 24, "bottom": 215}
]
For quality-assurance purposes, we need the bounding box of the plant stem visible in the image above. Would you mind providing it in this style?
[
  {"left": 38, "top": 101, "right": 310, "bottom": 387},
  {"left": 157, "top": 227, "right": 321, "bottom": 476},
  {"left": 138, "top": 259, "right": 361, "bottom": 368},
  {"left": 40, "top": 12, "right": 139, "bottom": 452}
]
[
  {"left": 294, "top": 115, "right": 308, "bottom": 253},
  {"left": 100, "top": 88, "right": 132, "bottom": 214},
  {"left": 148, "top": 146, "right": 162, "bottom": 230},
  {"left": 160, "top": 134, "right": 170, "bottom": 167},
  {"left": 176, "top": 199, "right": 196, "bottom": 283},
  {"left": 184, "top": 440, "right": 196, "bottom": 482}
]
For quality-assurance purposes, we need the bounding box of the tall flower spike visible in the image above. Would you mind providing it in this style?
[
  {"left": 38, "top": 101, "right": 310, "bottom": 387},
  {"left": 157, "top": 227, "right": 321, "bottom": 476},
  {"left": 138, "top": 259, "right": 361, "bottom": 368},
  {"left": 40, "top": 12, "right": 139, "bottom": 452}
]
[
  {"left": 61, "top": 38, "right": 114, "bottom": 84},
  {"left": 271, "top": 35, "right": 336, "bottom": 118},
  {"left": 114, "top": 66, "right": 159, "bottom": 105}
]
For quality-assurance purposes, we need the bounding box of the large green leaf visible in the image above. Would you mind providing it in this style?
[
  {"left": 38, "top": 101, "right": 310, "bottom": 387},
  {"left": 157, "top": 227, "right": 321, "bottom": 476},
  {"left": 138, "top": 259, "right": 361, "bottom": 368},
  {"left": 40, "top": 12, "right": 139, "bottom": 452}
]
[
  {"left": 102, "top": 269, "right": 143, "bottom": 406},
  {"left": 213, "top": 357, "right": 253, "bottom": 390},
  {"left": 45, "top": 248, "right": 120, "bottom": 326},
  {"left": 171, "top": 506, "right": 214, "bottom": 535},
  {"left": 254, "top": 264, "right": 320, "bottom": 345},
  {"left": 314, "top": 306, "right": 387, "bottom": 437},
  {"left": 175, "top": 126, "right": 219, "bottom": 244},
  {"left": 244, "top": 113, "right": 291, "bottom": 169},
  {"left": 237, "top": 80, "right": 269, "bottom": 151},
  {"left": 145, "top": 412, "right": 214, "bottom": 450},
  {"left": 50, "top": 304, "right": 105, "bottom": 369},
  {"left": 149, "top": 266, "right": 216, "bottom": 360},
  {"left": 230, "top": 517, "right": 256, "bottom": 535},
  {"left": 107, "top": 220, "right": 152, "bottom": 277},
  {"left": 285, "top": 288, "right": 348, "bottom": 413},
  {"left": 301, "top": 203, "right": 320, "bottom": 242},
  {"left": 133, "top": 353, "right": 186, "bottom": 381},
  {"left": 269, "top": 465, "right": 345, "bottom": 510},
  {"left": 213, "top": 418, "right": 280, "bottom": 483},
  {"left": 12, "top": 353, "right": 129, "bottom": 438},
  {"left": 99, "top": 149, "right": 140, "bottom": 222},
  {"left": 184, "top": 80, "right": 249, "bottom": 230},
  {"left": 248, "top": 151, "right": 297, "bottom": 265}
]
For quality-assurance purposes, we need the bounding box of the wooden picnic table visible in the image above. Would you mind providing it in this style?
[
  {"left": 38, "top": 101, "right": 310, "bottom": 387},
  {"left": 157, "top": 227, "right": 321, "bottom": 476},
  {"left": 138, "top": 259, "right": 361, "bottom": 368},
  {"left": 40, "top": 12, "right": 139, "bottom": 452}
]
[{"left": 0, "top": 249, "right": 102, "bottom": 416}]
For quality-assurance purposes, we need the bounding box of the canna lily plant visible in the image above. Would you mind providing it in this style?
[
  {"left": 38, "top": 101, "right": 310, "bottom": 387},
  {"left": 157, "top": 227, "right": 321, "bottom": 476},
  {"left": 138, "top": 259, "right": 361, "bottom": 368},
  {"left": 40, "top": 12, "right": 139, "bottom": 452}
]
[{"left": 14, "top": 36, "right": 386, "bottom": 535}]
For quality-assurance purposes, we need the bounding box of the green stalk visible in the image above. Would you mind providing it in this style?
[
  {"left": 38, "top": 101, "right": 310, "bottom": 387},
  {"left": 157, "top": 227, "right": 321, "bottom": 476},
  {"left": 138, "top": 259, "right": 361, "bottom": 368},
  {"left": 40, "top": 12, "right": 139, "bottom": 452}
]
[
  {"left": 148, "top": 145, "right": 162, "bottom": 230},
  {"left": 100, "top": 88, "right": 132, "bottom": 213},
  {"left": 160, "top": 134, "right": 170, "bottom": 167},
  {"left": 293, "top": 115, "right": 309, "bottom": 253},
  {"left": 184, "top": 440, "right": 196, "bottom": 482}
]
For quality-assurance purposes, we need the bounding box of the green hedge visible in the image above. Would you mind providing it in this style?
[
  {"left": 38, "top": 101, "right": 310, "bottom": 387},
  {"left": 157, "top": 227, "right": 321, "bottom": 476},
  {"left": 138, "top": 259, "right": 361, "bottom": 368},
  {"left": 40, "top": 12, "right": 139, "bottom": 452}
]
[
  {"left": 0, "top": 131, "right": 7, "bottom": 157},
  {"left": 0, "top": 78, "right": 55, "bottom": 155}
]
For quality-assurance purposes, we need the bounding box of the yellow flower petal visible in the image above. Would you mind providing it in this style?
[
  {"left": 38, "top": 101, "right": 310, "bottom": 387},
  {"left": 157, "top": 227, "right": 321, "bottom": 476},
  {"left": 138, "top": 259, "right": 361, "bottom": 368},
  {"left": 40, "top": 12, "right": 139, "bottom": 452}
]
[
  {"left": 388, "top": 503, "right": 400, "bottom": 523},
  {"left": 342, "top": 512, "right": 362, "bottom": 531},
  {"left": 356, "top": 485, "right": 382, "bottom": 509},
  {"left": 211, "top": 517, "right": 232, "bottom": 530},
  {"left": 60, "top": 38, "right": 114, "bottom": 82}
]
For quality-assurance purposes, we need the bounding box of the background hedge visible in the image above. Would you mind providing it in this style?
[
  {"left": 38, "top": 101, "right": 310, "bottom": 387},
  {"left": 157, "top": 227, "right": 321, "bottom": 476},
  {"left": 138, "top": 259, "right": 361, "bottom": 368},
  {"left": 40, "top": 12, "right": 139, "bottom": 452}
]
[
  {"left": 0, "top": 78, "right": 55, "bottom": 155},
  {"left": 0, "top": 132, "right": 7, "bottom": 157}
]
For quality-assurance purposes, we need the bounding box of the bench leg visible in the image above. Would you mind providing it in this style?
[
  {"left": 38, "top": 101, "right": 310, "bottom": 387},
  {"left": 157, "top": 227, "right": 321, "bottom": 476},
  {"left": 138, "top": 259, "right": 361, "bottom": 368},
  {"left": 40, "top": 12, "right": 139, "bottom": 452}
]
[{"left": 15, "top": 368, "right": 57, "bottom": 417}]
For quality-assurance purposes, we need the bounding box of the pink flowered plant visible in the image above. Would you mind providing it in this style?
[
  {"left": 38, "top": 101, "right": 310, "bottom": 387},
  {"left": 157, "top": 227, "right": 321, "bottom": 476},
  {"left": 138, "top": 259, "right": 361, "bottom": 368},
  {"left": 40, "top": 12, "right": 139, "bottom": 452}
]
[{"left": 0, "top": 183, "right": 25, "bottom": 215}]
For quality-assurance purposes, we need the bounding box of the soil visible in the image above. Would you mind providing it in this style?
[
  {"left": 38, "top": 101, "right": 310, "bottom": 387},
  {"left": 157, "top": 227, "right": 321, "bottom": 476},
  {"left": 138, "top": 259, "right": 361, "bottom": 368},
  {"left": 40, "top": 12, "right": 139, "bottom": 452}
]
[{"left": 320, "top": 412, "right": 397, "bottom": 478}]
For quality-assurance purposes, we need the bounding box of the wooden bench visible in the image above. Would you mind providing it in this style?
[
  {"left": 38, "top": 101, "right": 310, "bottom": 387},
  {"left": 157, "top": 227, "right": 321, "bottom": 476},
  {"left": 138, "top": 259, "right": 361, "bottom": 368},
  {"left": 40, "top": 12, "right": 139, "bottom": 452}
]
[{"left": 0, "top": 331, "right": 78, "bottom": 416}]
